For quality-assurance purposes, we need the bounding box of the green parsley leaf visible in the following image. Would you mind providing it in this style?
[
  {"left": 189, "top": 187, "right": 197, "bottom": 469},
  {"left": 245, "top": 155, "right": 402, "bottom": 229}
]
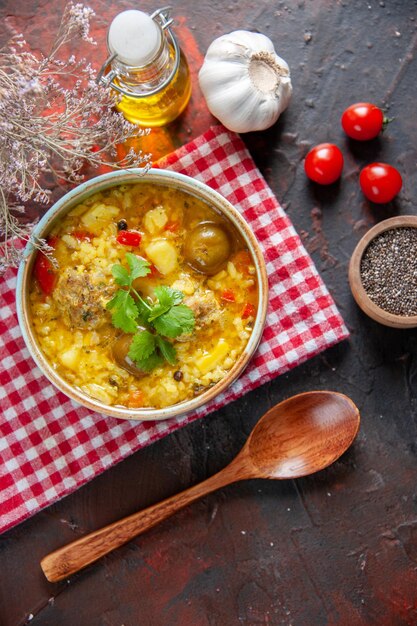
[
  {"left": 153, "top": 304, "right": 195, "bottom": 338},
  {"left": 155, "top": 286, "right": 184, "bottom": 306},
  {"left": 126, "top": 253, "right": 150, "bottom": 280},
  {"left": 112, "top": 254, "right": 150, "bottom": 288},
  {"left": 111, "top": 264, "right": 131, "bottom": 287},
  {"left": 128, "top": 330, "right": 156, "bottom": 362},
  {"left": 107, "top": 254, "right": 195, "bottom": 373},
  {"left": 106, "top": 291, "right": 138, "bottom": 333},
  {"left": 147, "top": 302, "right": 170, "bottom": 321},
  {"left": 148, "top": 286, "right": 184, "bottom": 321},
  {"left": 155, "top": 336, "right": 177, "bottom": 365},
  {"left": 132, "top": 351, "right": 164, "bottom": 372},
  {"left": 135, "top": 297, "right": 151, "bottom": 325}
]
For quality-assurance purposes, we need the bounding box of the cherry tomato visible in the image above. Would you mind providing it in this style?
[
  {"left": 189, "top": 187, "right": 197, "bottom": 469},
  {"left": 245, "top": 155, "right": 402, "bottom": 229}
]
[
  {"left": 116, "top": 230, "right": 141, "bottom": 246},
  {"left": 341, "top": 102, "right": 385, "bottom": 141},
  {"left": 33, "top": 237, "right": 58, "bottom": 295},
  {"left": 359, "top": 163, "right": 402, "bottom": 203},
  {"left": 304, "top": 143, "right": 344, "bottom": 185}
]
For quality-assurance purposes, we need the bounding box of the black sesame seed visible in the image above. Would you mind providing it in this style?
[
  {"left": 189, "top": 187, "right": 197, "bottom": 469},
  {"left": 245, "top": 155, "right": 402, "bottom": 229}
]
[
  {"left": 117, "top": 219, "right": 128, "bottom": 231},
  {"left": 173, "top": 370, "right": 183, "bottom": 381}
]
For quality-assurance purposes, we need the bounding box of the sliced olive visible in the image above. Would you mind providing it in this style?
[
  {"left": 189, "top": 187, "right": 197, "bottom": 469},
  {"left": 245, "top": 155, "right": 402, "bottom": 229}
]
[
  {"left": 112, "top": 334, "right": 145, "bottom": 378},
  {"left": 183, "top": 222, "right": 232, "bottom": 275}
]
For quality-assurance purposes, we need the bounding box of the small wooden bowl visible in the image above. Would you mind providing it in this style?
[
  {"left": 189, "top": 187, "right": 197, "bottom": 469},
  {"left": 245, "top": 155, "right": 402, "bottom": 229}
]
[{"left": 349, "top": 215, "right": 417, "bottom": 329}]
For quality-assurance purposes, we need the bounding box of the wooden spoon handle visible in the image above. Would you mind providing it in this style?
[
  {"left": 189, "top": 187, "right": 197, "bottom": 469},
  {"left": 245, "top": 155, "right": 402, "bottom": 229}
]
[{"left": 41, "top": 460, "right": 246, "bottom": 583}]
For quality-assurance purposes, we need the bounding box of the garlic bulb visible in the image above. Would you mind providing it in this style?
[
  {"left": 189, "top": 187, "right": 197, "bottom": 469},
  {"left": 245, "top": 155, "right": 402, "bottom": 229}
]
[{"left": 198, "top": 30, "right": 292, "bottom": 133}]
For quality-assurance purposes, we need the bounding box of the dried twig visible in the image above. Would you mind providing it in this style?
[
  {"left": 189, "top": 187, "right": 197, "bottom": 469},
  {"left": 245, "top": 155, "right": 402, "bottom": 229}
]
[{"left": 0, "top": 2, "right": 151, "bottom": 273}]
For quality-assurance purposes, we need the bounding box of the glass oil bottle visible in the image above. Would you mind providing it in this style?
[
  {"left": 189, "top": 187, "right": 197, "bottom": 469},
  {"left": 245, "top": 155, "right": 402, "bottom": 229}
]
[{"left": 98, "top": 7, "right": 191, "bottom": 127}]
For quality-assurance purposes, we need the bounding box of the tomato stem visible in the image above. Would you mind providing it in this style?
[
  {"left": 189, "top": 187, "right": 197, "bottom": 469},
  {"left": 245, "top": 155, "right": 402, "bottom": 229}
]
[{"left": 382, "top": 116, "right": 395, "bottom": 131}]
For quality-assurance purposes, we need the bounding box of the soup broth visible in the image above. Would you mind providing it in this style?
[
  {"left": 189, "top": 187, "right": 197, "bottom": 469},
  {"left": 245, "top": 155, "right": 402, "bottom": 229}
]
[{"left": 29, "top": 182, "right": 258, "bottom": 409}]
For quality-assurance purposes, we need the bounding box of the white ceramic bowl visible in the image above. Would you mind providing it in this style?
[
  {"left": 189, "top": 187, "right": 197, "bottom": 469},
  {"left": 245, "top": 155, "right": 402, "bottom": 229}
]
[{"left": 16, "top": 169, "right": 269, "bottom": 420}]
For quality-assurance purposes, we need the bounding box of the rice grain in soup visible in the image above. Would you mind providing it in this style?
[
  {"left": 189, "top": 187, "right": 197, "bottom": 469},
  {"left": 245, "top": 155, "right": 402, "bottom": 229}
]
[{"left": 29, "top": 182, "right": 259, "bottom": 409}]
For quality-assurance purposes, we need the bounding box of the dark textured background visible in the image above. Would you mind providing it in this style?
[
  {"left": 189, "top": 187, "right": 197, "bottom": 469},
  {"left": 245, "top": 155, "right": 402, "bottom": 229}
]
[{"left": 1, "top": 1, "right": 417, "bottom": 625}]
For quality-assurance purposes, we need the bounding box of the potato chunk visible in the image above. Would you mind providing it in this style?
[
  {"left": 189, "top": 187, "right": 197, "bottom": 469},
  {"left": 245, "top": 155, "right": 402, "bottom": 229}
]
[
  {"left": 143, "top": 206, "right": 168, "bottom": 234},
  {"left": 60, "top": 347, "right": 81, "bottom": 371},
  {"left": 81, "top": 204, "right": 120, "bottom": 235},
  {"left": 196, "top": 339, "right": 230, "bottom": 374},
  {"left": 145, "top": 239, "right": 178, "bottom": 275}
]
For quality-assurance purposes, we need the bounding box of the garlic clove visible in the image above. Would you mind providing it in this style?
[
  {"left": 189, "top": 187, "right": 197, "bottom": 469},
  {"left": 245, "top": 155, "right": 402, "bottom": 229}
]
[{"left": 199, "top": 30, "right": 292, "bottom": 133}]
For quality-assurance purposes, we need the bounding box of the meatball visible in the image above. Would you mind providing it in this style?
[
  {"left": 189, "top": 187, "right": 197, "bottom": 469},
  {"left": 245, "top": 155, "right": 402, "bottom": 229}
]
[
  {"left": 53, "top": 268, "right": 115, "bottom": 330},
  {"left": 183, "top": 222, "right": 232, "bottom": 275},
  {"left": 183, "top": 289, "right": 222, "bottom": 331}
]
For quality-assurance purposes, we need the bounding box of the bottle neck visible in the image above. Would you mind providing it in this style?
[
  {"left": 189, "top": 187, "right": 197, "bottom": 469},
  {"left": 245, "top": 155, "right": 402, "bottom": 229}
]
[{"left": 110, "top": 34, "right": 174, "bottom": 96}]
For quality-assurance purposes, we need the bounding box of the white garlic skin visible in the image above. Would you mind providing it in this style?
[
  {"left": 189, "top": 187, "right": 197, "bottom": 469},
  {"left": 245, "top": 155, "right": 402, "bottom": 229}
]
[{"left": 198, "top": 30, "right": 292, "bottom": 133}]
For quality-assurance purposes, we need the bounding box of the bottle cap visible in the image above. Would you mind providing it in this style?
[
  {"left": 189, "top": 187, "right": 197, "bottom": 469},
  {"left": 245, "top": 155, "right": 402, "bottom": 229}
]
[{"left": 108, "top": 10, "right": 162, "bottom": 67}]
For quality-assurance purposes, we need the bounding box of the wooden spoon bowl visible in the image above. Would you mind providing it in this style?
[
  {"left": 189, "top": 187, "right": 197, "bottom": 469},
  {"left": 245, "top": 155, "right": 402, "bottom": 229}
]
[
  {"left": 41, "top": 390, "right": 360, "bottom": 583},
  {"left": 247, "top": 391, "right": 358, "bottom": 478}
]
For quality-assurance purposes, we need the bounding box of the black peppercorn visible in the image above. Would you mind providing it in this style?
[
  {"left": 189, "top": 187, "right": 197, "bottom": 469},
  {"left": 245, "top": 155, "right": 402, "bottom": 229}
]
[
  {"left": 173, "top": 370, "right": 183, "bottom": 381},
  {"left": 117, "top": 219, "right": 128, "bottom": 231}
]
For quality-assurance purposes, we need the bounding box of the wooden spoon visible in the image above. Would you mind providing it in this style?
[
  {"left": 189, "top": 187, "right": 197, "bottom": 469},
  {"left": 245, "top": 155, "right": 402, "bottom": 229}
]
[{"left": 41, "top": 390, "right": 360, "bottom": 583}]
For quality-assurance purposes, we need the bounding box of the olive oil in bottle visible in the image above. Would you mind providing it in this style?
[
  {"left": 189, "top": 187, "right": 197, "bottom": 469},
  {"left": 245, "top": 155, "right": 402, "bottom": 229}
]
[{"left": 98, "top": 8, "right": 191, "bottom": 127}]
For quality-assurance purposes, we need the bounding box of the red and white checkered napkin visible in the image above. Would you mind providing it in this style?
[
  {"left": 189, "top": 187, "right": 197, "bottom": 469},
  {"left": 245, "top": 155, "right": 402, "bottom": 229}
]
[{"left": 0, "top": 125, "right": 348, "bottom": 534}]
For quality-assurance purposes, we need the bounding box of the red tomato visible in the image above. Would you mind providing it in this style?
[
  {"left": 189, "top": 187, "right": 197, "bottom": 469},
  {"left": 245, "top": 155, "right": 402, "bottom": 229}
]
[
  {"left": 221, "top": 289, "right": 236, "bottom": 302},
  {"left": 304, "top": 143, "right": 344, "bottom": 185},
  {"left": 33, "top": 238, "right": 58, "bottom": 295},
  {"left": 164, "top": 221, "right": 180, "bottom": 233},
  {"left": 149, "top": 263, "right": 161, "bottom": 277},
  {"left": 116, "top": 230, "right": 141, "bottom": 246},
  {"left": 127, "top": 390, "right": 144, "bottom": 408},
  {"left": 71, "top": 230, "right": 93, "bottom": 242},
  {"left": 341, "top": 102, "right": 384, "bottom": 141},
  {"left": 241, "top": 303, "right": 256, "bottom": 319},
  {"left": 359, "top": 163, "right": 402, "bottom": 203},
  {"left": 232, "top": 250, "right": 252, "bottom": 275}
]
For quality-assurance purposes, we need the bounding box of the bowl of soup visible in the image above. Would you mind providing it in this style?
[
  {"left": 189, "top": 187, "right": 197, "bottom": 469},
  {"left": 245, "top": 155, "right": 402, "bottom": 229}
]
[{"left": 16, "top": 169, "right": 268, "bottom": 420}]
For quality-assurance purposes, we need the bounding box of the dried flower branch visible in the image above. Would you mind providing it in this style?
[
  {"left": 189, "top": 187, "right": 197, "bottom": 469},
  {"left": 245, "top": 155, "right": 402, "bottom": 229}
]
[{"left": 0, "top": 2, "right": 151, "bottom": 274}]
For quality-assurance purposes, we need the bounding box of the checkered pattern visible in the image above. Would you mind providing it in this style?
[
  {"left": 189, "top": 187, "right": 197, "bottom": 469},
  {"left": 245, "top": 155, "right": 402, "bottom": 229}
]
[{"left": 0, "top": 125, "right": 348, "bottom": 535}]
